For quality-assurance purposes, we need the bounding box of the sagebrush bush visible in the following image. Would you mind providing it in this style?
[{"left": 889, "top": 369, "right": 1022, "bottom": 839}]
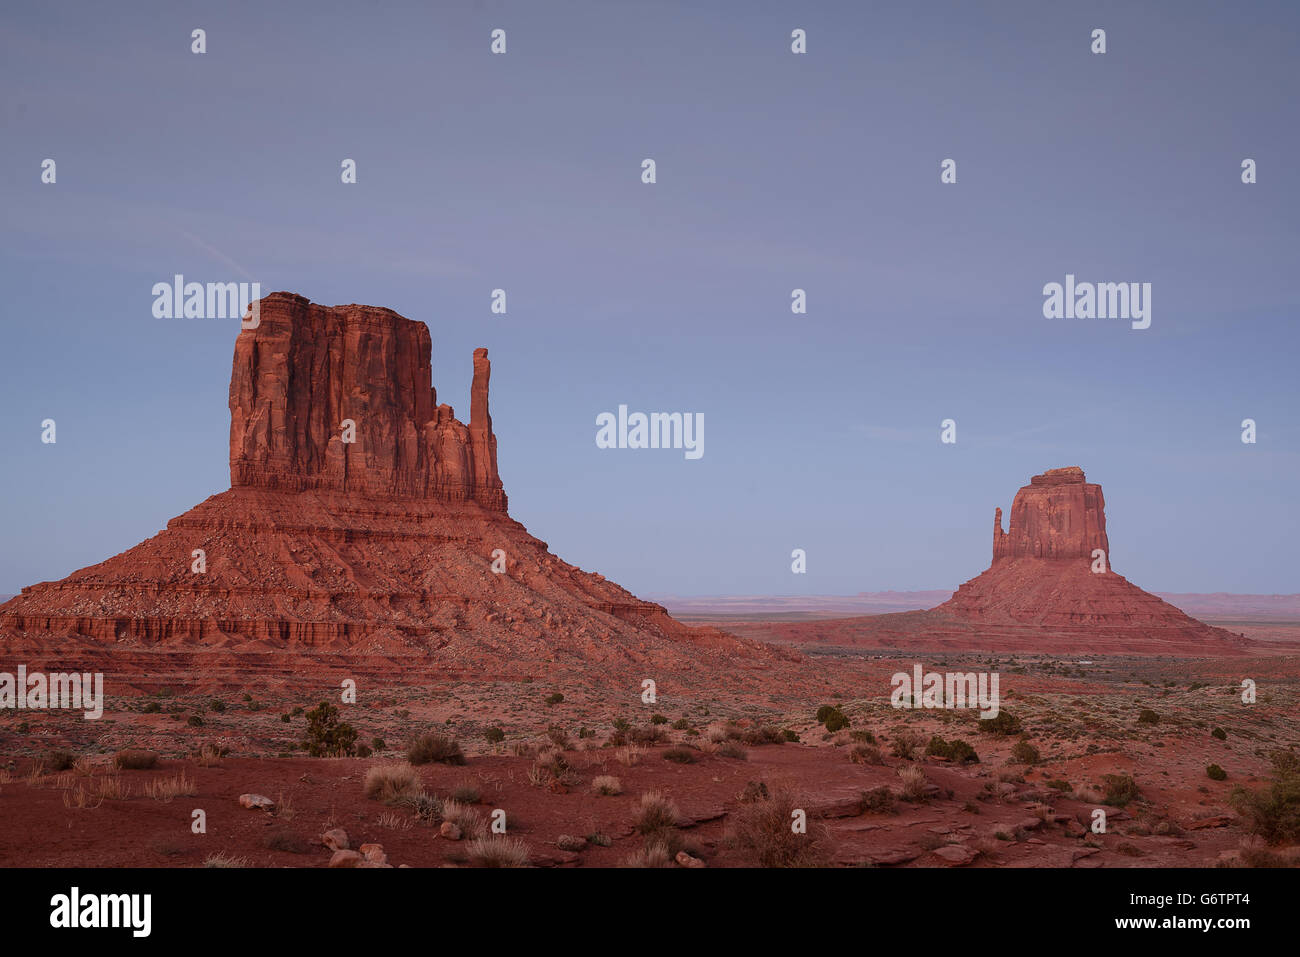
[{"left": 407, "top": 732, "right": 465, "bottom": 766}]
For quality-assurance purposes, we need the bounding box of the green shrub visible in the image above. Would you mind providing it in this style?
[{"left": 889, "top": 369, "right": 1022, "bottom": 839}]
[
  {"left": 1102, "top": 773, "right": 1140, "bottom": 807},
  {"left": 978, "top": 711, "right": 1022, "bottom": 736},
  {"left": 1211, "top": 727, "right": 1227, "bottom": 741},
  {"left": 209, "top": 699, "right": 226, "bottom": 713},
  {"left": 1229, "top": 752, "right": 1300, "bottom": 845},
  {"left": 484, "top": 726, "right": 505, "bottom": 744},
  {"left": 1206, "top": 764, "right": 1227, "bottom": 781},
  {"left": 1011, "top": 739, "right": 1040, "bottom": 765},
  {"left": 822, "top": 709, "right": 850, "bottom": 733},
  {"left": 650, "top": 714, "right": 668, "bottom": 725},
  {"left": 545, "top": 693, "right": 564, "bottom": 706},
  {"left": 302, "top": 702, "right": 358, "bottom": 757},
  {"left": 1137, "top": 709, "right": 1160, "bottom": 725}
]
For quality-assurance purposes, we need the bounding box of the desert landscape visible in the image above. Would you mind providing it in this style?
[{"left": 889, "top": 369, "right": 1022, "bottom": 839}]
[{"left": 2, "top": 294, "right": 1296, "bottom": 872}]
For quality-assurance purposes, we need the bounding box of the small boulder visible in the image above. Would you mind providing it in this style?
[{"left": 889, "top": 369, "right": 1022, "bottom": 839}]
[
  {"left": 328, "top": 849, "right": 363, "bottom": 868},
  {"left": 674, "top": 851, "right": 705, "bottom": 869},
  {"left": 360, "top": 843, "right": 387, "bottom": 864},
  {"left": 322, "top": 828, "right": 350, "bottom": 851},
  {"left": 439, "top": 821, "right": 463, "bottom": 841},
  {"left": 931, "top": 844, "right": 977, "bottom": 866},
  {"left": 238, "top": 793, "right": 275, "bottom": 811},
  {"left": 555, "top": 835, "right": 586, "bottom": 852}
]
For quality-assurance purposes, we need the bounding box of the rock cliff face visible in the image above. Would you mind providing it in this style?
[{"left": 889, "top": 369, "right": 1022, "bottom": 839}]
[
  {"left": 228, "top": 292, "right": 505, "bottom": 509},
  {"left": 0, "top": 293, "right": 774, "bottom": 676},
  {"left": 992, "top": 467, "right": 1108, "bottom": 563}
]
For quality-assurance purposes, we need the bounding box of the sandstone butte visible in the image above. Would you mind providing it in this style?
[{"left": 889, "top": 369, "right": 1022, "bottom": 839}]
[
  {"left": 746, "top": 467, "right": 1253, "bottom": 656},
  {"left": 0, "top": 293, "right": 781, "bottom": 677}
]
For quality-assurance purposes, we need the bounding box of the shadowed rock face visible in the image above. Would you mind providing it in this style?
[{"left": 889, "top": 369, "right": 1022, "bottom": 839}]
[
  {"left": 992, "top": 467, "right": 1108, "bottom": 563},
  {"left": 229, "top": 292, "right": 505, "bottom": 509}
]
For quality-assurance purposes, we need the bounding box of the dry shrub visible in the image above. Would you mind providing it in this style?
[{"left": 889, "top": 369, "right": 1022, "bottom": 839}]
[
  {"left": 364, "top": 763, "right": 422, "bottom": 802},
  {"left": 890, "top": 730, "right": 925, "bottom": 760},
  {"left": 634, "top": 791, "right": 680, "bottom": 837},
  {"left": 849, "top": 744, "right": 883, "bottom": 765},
  {"left": 527, "top": 748, "right": 581, "bottom": 791},
  {"left": 466, "top": 836, "right": 530, "bottom": 868},
  {"left": 897, "top": 765, "right": 928, "bottom": 802},
  {"left": 617, "top": 745, "right": 642, "bottom": 767},
  {"left": 407, "top": 732, "right": 465, "bottom": 766},
  {"left": 113, "top": 749, "right": 158, "bottom": 771},
  {"left": 592, "top": 775, "right": 622, "bottom": 796},
  {"left": 441, "top": 799, "right": 486, "bottom": 838},
  {"left": 725, "top": 785, "right": 832, "bottom": 867},
  {"left": 621, "top": 840, "right": 675, "bottom": 868},
  {"left": 716, "top": 741, "right": 748, "bottom": 760}
]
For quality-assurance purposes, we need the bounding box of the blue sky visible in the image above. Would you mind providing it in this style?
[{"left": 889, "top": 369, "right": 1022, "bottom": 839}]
[{"left": 2, "top": 1, "right": 1297, "bottom": 597}]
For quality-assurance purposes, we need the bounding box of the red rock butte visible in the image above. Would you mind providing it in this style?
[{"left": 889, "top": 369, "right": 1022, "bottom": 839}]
[
  {"left": 754, "top": 467, "right": 1251, "bottom": 656},
  {"left": 0, "top": 293, "right": 777, "bottom": 677}
]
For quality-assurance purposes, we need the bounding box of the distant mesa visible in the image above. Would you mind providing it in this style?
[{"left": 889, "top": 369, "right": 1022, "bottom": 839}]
[
  {"left": 743, "top": 467, "right": 1252, "bottom": 656},
  {"left": 0, "top": 293, "right": 776, "bottom": 676}
]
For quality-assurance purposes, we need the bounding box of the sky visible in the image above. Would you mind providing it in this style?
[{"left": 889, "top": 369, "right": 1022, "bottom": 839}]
[{"left": 1, "top": 0, "right": 1297, "bottom": 598}]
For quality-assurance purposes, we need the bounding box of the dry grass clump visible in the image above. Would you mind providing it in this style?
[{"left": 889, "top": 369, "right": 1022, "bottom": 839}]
[
  {"left": 897, "top": 765, "right": 929, "bottom": 802},
  {"left": 724, "top": 784, "right": 832, "bottom": 867},
  {"left": 441, "top": 799, "right": 486, "bottom": 838},
  {"left": 621, "top": 840, "right": 676, "bottom": 868},
  {"left": 527, "top": 747, "right": 581, "bottom": 791},
  {"left": 203, "top": 852, "right": 250, "bottom": 868},
  {"left": 634, "top": 791, "right": 681, "bottom": 836},
  {"left": 592, "top": 775, "right": 622, "bottom": 796},
  {"left": 143, "top": 772, "right": 196, "bottom": 802},
  {"left": 466, "top": 836, "right": 530, "bottom": 868},
  {"left": 364, "top": 762, "right": 423, "bottom": 802},
  {"left": 617, "top": 745, "right": 643, "bottom": 767}
]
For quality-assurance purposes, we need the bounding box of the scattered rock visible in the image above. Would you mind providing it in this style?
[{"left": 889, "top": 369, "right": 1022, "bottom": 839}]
[
  {"left": 360, "top": 842, "right": 387, "bottom": 864},
  {"left": 321, "top": 828, "right": 350, "bottom": 851},
  {"left": 555, "top": 835, "right": 586, "bottom": 852},
  {"left": 675, "top": 851, "right": 705, "bottom": 868},
  {"left": 238, "top": 793, "right": 275, "bottom": 811},
  {"left": 439, "top": 821, "right": 463, "bottom": 841},
  {"left": 931, "top": 844, "right": 977, "bottom": 866},
  {"left": 328, "top": 850, "right": 362, "bottom": 868}
]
